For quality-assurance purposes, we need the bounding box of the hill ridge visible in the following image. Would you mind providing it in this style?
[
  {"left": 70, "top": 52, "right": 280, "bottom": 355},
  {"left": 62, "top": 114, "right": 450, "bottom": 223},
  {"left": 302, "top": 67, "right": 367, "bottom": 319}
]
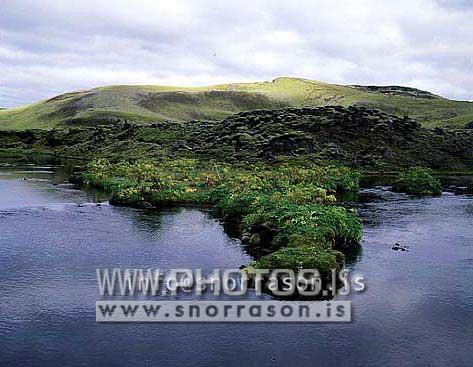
[{"left": 1, "top": 77, "right": 472, "bottom": 130}]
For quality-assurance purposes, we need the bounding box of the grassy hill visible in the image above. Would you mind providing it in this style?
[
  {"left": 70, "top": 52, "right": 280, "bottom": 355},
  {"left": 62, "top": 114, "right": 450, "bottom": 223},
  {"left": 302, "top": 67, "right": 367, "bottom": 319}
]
[{"left": 1, "top": 77, "right": 472, "bottom": 130}]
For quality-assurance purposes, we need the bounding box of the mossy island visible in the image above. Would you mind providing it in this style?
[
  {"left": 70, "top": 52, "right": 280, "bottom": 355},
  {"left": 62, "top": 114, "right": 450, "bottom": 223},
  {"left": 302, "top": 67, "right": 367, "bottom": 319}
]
[{"left": 83, "top": 158, "right": 362, "bottom": 292}]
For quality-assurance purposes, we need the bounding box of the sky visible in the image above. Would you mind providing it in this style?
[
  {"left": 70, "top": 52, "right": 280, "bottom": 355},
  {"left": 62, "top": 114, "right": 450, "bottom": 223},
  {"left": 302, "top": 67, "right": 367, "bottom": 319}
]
[{"left": 1, "top": 0, "right": 472, "bottom": 107}]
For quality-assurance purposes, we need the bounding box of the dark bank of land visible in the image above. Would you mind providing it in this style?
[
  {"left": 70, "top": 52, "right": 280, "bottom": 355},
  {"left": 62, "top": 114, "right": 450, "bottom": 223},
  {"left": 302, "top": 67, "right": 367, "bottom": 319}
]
[{"left": 1, "top": 105, "right": 472, "bottom": 169}]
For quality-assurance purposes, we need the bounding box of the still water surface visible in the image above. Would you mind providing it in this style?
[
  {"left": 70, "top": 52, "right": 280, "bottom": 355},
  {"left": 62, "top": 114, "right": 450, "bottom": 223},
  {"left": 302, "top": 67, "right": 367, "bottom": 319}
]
[{"left": 0, "top": 164, "right": 472, "bottom": 366}]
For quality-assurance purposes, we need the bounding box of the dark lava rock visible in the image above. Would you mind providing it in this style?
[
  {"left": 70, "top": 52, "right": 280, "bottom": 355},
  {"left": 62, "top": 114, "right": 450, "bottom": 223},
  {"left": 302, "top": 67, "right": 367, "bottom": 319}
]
[
  {"left": 392, "top": 243, "right": 410, "bottom": 251},
  {"left": 350, "top": 85, "right": 440, "bottom": 99},
  {"left": 2, "top": 105, "right": 473, "bottom": 170},
  {"left": 248, "top": 222, "right": 278, "bottom": 247}
]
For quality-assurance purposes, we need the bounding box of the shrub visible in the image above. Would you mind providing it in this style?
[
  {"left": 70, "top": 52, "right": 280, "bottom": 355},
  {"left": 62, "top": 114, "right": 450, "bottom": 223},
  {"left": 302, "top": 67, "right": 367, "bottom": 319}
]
[
  {"left": 83, "top": 158, "right": 112, "bottom": 187},
  {"left": 111, "top": 185, "right": 144, "bottom": 206},
  {"left": 392, "top": 167, "right": 442, "bottom": 196},
  {"left": 242, "top": 203, "right": 362, "bottom": 249}
]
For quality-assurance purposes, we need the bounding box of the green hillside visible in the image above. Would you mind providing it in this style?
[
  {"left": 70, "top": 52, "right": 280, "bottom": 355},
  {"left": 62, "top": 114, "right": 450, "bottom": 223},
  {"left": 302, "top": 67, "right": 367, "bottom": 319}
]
[{"left": 1, "top": 77, "right": 472, "bottom": 130}]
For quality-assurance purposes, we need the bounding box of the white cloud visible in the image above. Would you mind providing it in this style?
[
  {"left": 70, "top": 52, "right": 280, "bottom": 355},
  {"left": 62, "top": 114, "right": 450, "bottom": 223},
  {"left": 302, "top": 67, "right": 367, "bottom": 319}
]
[{"left": 0, "top": 0, "right": 472, "bottom": 107}]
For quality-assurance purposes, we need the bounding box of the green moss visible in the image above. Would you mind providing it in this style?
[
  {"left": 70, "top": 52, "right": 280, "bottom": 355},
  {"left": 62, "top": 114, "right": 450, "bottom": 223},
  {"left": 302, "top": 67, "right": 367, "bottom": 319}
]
[
  {"left": 248, "top": 246, "right": 343, "bottom": 274},
  {"left": 392, "top": 167, "right": 442, "bottom": 196}
]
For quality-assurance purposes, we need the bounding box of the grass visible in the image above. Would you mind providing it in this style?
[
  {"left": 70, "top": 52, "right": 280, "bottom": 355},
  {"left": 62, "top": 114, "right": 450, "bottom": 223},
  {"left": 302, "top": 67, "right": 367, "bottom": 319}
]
[
  {"left": 1, "top": 77, "right": 473, "bottom": 130},
  {"left": 83, "top": 158, "right": 362, "bottom": 276}
]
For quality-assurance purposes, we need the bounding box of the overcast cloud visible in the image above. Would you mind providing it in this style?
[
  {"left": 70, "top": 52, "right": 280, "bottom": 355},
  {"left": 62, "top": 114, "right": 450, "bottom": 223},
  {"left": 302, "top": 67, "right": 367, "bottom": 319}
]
[{"left": 1, "top": 0, "right": 472, "bottom": 107}]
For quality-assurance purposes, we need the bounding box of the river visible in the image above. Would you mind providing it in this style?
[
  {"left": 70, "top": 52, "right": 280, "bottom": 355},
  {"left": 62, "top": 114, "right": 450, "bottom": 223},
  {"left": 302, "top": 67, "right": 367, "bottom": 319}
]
[{"left": 0, "top": 163, "right": 472, "bottom": 366}]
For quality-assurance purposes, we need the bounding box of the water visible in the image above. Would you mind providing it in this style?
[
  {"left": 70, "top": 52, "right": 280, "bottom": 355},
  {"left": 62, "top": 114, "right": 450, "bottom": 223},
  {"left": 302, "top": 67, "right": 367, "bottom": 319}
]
[{"left": 0, "top": 164, "right": 472, "bottom": 366}]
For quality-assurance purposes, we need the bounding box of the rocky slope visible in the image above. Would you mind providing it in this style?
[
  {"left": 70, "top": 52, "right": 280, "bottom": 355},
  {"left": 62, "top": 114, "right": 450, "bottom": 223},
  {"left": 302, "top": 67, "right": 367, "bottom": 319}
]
[{"left": 1, "top": 106, "right": 472, "bottom": 170}]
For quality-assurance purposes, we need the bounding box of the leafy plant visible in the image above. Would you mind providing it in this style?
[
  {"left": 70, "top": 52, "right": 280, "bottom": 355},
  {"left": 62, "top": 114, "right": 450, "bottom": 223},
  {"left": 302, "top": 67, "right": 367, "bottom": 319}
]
[{"left": 392, "top": 167, "right": 442, "bottom": 196}]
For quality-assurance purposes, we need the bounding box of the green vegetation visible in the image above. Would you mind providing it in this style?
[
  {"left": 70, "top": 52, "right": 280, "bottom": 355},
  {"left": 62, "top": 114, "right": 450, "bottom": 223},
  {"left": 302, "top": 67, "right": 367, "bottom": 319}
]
[
  {"left": 84, "top": 158, "right": 362, "bottom": 274},
  {"left": 249, "top": 246, "right": 343, "bottom": 275},
  {"left": 392, "top": 167, "right": 442, "bottom": 196},
  {"left": 2, "top": 77, "right": 473, "bottom": 130}
]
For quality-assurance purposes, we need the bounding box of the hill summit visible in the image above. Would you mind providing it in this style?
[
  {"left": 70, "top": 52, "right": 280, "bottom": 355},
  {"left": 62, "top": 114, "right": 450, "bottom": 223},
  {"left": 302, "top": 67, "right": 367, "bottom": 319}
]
[{"left": 1, "top": 77, "right": 472, "bottom": 130}]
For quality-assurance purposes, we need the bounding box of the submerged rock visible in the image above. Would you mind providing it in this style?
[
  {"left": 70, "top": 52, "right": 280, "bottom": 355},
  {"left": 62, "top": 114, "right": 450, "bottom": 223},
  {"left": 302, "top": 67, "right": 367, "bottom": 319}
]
[{"left": 392, "top": 243, "right": 410, "bottom": 251}]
